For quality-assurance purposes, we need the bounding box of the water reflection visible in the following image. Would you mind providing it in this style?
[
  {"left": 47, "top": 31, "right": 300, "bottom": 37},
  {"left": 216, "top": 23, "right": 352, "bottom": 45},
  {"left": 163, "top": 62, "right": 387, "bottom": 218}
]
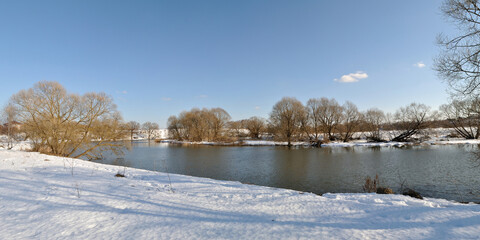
[
  {"left": 368, "top": 146, "right": 381, "bottom": 152},
  {"left": 93, "top": 142, "right": 480, "bottom": 202},
  {"left": 111, "top": 157, "right": 132, "bottom": 168}
]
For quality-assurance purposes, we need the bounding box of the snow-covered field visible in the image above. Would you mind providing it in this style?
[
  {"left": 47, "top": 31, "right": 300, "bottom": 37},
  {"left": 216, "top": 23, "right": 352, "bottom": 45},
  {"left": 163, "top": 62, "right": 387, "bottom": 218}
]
[{"left": 1, "top": 149, "right": 480, "bottom": 239}]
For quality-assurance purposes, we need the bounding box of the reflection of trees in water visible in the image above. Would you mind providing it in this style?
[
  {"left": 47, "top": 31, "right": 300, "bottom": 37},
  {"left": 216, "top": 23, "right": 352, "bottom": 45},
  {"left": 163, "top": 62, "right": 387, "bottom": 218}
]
[
  {"left": 112, "top": 157, "right": 132, "bottom": 168},
  {"left": 393, "top": 145, "right": 409, "bottom": 150},
  {"left": 469, "top": 144, "right": 480, "bottom": 168},
  {"left": 368, "top": 146, "right": 381, "bottom": 152},
  {"left": 342, "top": 147, "right": 355, "bottom": 153},
  {"left": 320, "top": 147, "right": 333, "bottom": 154},
  {"left": 270, "top": 148, "right": 311, "bottom": 190}
]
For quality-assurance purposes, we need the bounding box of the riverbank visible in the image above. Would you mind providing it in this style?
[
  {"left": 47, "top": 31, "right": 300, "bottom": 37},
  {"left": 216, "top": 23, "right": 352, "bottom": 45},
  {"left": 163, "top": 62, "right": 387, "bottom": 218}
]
[
  {"left": 1, "top": 149, "right": 480, "bottom": 239},
  {"left": 145, "top": 127, "right": 480, "bottom": 147},
  {"left": 159, "top": 138, "right": 480, "bottom": 148}
]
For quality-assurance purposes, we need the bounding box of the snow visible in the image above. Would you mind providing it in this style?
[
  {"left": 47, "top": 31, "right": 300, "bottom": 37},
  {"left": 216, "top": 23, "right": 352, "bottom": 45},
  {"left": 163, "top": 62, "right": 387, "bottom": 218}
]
[
  {"left": 1, "top": 149, "right": 480, "bottom": 239},
  {"left": 0, "top": 136, "right": 32, "bottom": 151},
  {"left": 134, "top": 129, "right": 169, "bottom": 140}
]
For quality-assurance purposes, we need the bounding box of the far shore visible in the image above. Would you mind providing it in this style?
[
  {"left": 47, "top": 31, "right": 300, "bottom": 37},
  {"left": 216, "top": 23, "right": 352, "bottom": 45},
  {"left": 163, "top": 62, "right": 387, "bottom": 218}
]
[{"left": 148, "top": 138, "right": 480, "bottom": 148}]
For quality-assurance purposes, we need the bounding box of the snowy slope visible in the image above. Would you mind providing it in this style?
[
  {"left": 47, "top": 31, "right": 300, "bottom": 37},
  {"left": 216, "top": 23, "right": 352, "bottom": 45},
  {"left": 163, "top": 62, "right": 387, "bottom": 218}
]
[{"left": 1, "top": 149, "right": 480, "bottom": 239}]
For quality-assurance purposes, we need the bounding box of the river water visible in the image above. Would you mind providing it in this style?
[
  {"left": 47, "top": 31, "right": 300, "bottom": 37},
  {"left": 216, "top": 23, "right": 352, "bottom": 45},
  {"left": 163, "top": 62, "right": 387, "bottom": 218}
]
[{"left": 93, "top": 142, "right": 480, "bottom": 202}]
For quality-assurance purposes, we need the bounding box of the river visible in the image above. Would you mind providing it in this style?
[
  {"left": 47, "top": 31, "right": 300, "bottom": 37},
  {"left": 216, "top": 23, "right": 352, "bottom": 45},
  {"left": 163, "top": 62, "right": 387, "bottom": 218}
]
[{"left": 93, "top": 142, "right": 480, "bottom": 202}]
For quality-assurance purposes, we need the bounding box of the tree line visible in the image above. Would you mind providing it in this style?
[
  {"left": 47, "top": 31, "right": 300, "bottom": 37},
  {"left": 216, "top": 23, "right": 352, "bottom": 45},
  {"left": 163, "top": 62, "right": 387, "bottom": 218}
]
[
  {"left": 167, "top": 108, "right": 231, "bottom": 142},
  {"left": 124, "top": 121, "right": 160, "bottom": 141},
  {"left": 3, "top": 80, "right": 480, "bottom": 157},
  {"left": 166, "top": 96, "right": 480, "bottom": 146}
]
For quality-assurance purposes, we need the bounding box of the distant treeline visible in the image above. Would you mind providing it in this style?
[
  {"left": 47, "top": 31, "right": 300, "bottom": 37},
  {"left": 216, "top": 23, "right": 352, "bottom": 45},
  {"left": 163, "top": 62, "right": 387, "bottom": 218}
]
[
  {"left": 166, "top": 96, "right": 480, "bottom": 146},
  {"left": 3, "top": 81, "right": 480, "bottom": 156}
]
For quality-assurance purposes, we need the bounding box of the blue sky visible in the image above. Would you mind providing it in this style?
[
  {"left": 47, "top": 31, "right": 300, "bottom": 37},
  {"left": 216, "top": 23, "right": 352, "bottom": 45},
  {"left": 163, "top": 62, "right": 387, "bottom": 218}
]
[{"left": 0, "top": 1, "right": 455, "bottom": 127}]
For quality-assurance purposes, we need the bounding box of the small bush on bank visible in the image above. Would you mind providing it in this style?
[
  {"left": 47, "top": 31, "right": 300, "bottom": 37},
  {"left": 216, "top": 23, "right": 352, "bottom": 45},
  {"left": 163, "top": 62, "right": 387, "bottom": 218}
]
[
  {"left": 403, "top": 189, "right": 423, "bottom": 199},
  {"left": 363, "top": 175, "right": 379, "bottom": 193},
  {"left": 363, "top": 175, "right": 394, "bottom": 194},
  {"left": 376, "top": 187, "right": 394, "bottom": 194}
]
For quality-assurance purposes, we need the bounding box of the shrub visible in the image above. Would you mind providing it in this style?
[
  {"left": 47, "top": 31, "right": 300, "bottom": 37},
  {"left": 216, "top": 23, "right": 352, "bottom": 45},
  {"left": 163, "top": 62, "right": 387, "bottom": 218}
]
[
  {"left": 376, "top": 187, "right": 394, "bottom": 194},
  {"left": 9, "top": 81, "right": 125, "bottom": 158},
  {"left": 403, "top": 189, "right": 423, "bottom": 199},
  {"left": 363, "top": 174, "right": 379, "bottom": 193}
]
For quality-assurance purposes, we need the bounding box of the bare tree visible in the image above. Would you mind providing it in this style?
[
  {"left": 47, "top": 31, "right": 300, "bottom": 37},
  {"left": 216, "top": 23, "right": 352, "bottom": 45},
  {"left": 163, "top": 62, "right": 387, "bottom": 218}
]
[
  {"left": 207, "top": 108, "right": 231, "bottom": 141},
  {"left": 0, "top": 104, "right": 21, "bottom": 149},
  {"left": 227, "top": 120, "right": 246, "bottom": 139},
  {"left": 9, "top": 81, "right": 125, "bottom": 159},
  {"left": 363, "top": 108, "right": 386, "bottom": 142},
  {"left": 167, "top": 115, "right": 183, "bottom": 140},
  {"left": 440, "top": 97, "right": 480, "bottom": 139},
  {"left": 142, "top": 121, "right": 159, "bottom": 141},
  {"left": 298, "top": 108, "right": 311, "bottom": 141},
  {"left": 269, "top": 97, "right": 306, "bottom": 146},
  {"left": 183, "top": 108, "right": 208, "bottom": 141},
  {"left": 316, "top": 97, "right": 344, "bottom": 141},
  {"left": 339, "top": 101, "right": 362, "bottom": 142},
  {"left": 125, "top": 121, "right": 140, "bottom": 141},
  {"left": 435, "top": 0, "right": 480, "bottom": 96},
  {"left": 167, "top": 107, "right": 232, "bottom": 142},
  {"left": 306, "top": 98, "right": 323, "bottom": 140},
  {"left": 244, "top": 117, "right": 266, "bottom": 139},
  {"left": 390, "top": 103, "right": 432, "bottom": 142}
]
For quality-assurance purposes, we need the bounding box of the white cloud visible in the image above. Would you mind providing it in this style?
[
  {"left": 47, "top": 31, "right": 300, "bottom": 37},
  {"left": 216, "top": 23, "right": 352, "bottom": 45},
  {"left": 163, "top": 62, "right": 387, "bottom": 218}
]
[
  {"left": 198, "top": 95, "right": 208, "bottom": 99},
  {"left": 254, "top": 106, "right": 260, "bottom": 110},
  {"left": 162, "top": 97, "right": 171, "bottom": 101},
  {"left": 334, "top": 71, "right": 368, "bottom": 83},
  {"left": 121, "top": 90, "right": 128, "bottom": 94},
  {"left": 414, "top": 62, "right": 426, "bottom": 68}
]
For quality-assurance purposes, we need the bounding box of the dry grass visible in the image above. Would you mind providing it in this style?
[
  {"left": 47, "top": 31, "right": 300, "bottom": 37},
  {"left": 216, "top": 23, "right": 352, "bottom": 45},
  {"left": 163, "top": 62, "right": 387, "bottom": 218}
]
[{"left": 363, "top": 174, "right": 379, "bottom": 193}]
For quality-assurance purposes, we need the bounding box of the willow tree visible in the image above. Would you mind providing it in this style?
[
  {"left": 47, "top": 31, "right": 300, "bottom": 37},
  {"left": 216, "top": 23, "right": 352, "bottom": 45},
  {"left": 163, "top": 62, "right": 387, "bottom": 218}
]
[
  {"left": 244, "top": 116, "right": 266, "bottom": 139},
  {"left": 314, "top": 97, "right": 344, "bottom": 141},
  {"left": 125, "top": 121, "right": 140, "bottom": 141},
  {"left": 339, "top": 101, "right": 362, "bottom": 142},
  {"left": 142, "top": 121, "right": 159, "bottom": 140},
  {"left": 10, "top": 81, "right": 125, "bottom": 159},
  {"left": 269, "top": 97, "right": 306, "bottom": 146},
  {"left": 390, "top": 103, "right": 432, "bottom": 142},
  {"left": 306, "top": 98, "right": 323, "bottom": 140},
  {"left": 167, "top": 115, "right": 182, "bottom": 140},
  {"left": 440, "top": 97, "right": 480, "bottom": 139},
  {"left": 436, "top": 0, "right": 480, "bottom": 96},
  {"left": 363, "top": 108, "right": 386, "bottom": 141},
  {"left": 207, "top": 108, "right": 231, "bottom": 141},
  {"left": 0, "top": 104, "right": 21, "bottom": 150},
  {"left": 167, "top": 107, "right": 231, "bottom": 141}
]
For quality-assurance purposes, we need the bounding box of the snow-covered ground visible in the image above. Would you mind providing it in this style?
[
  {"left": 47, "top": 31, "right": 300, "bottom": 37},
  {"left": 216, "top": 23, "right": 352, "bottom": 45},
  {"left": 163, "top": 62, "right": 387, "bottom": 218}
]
[
  {"left": 129, "top": 129, "right": 169, "bottom": 140},
  {"left": 1, "top": 149, "right": 480, "bottom": 239}
]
